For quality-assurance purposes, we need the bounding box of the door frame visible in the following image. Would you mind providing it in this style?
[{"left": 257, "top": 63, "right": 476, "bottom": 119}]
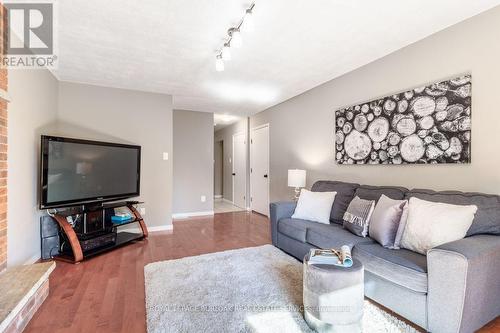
[
  {"left": 250, "top": 123, "right": 270, "bottom": 215},
  {"left": 214, "top": 139, "right": 224, "bottom": 199},
  {"left": 232, "top": 131, "right": 247, "bottom": 208}
]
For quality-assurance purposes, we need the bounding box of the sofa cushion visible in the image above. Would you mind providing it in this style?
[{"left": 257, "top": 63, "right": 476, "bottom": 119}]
[
  {"left": 355, "top": 184, "right": 408, "bottom": 202},
  {"left": 311, "top": 181, "right": 359, "bottom": 224},
  {"left": 278, "top": 218, "right": 309, "bottom": 242},
  {"left": 306, "top": 222, "right": 374, "bottom": 249},
  {"left": 406, "top": 189, "right": 500, "bottom": 236},
  {"left": 353, "top": 243, "right": 428, "bottom": 293}
]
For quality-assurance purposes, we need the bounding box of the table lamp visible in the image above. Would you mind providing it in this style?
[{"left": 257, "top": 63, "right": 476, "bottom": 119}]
[{"left": 288, "top": 169, "right": 306, "bottom": 201}]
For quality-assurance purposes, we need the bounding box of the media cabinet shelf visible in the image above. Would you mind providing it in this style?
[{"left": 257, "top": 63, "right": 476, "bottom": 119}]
[
  {"left": 82, "top": 232, "right": 144, "bottom": 257},
  {"left": 54, "top": 232, "right": 145, "bottom": 262},
  {"left": 51, "top": 202, "right": 148, "bottom": 263}
]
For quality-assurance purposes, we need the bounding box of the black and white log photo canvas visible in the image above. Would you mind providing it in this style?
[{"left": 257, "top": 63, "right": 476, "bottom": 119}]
[{"left": 335, "top": 74, "right": 471, "bottom": 165}]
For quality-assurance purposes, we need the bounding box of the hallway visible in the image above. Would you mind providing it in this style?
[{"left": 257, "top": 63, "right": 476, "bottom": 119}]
[{"left": 214, "top": 198, "right": 245, "bottom": 214}]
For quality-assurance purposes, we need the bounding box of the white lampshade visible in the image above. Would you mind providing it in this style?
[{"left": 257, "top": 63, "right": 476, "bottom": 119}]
[
  {"left": 231, "top": 29, "right": 243, "bottom": 48},
  {"left": 215, "top": 55, "right": 224, "bottom": 72},
  {"left": 222, "top": 43, "right": 231, "bottom": 61},
  {"left": 288, "top": 169, "right": 306, "bottom": 188},
  {"left": 242, "top": 9, "right": 254, "bottom": 32}
]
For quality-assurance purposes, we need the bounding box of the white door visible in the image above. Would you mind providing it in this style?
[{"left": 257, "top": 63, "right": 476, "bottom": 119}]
[
  {"left": 232, "top": 132, "right": 246, "bottom": 209},
  {"left": 251, "top": 125, "right": 270, "bottom": 216}
]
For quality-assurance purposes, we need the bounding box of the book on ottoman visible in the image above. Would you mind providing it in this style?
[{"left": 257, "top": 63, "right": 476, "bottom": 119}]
[{"left": 307, "top": 245, "right": 353, "bottom": 267}]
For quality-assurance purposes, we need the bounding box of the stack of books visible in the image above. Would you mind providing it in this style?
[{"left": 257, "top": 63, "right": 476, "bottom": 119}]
[
  {"left": 111, "top": 212, "right": 133, "bottom": 224},
  {"left": 308, "top": 245, "right": 353, "bottom": 268}
]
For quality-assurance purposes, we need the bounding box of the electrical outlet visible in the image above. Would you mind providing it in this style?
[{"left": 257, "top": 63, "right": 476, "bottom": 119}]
[
  {"left": 201, "top": 195, "right": 206, "bottom": 203},
  {"left": 140, "top": 207, "right": 146, "bottom": 215}
]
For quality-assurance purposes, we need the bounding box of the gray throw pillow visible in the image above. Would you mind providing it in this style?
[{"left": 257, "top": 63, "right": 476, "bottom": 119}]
[
  {"left": 369, "top": 195, "right": 407, "bottom": 248},
  {"left": 393, "top": 204, "right": 409, "bottom": 249},
  {"left": 343, "top": 196, "right": 375, "bottom": 237}
]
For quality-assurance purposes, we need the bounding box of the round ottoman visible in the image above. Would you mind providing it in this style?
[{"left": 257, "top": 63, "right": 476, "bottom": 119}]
[{"left": 303, "top": 253, "right": 364, "bottom": 333}]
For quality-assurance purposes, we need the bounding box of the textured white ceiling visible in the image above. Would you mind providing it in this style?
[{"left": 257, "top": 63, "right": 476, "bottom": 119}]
[
  {"left": 55, "top": 0, "right": 500, "bottom": 116},
  {"left": 213, "top": 113, "right": 243, "bottom": 131}
]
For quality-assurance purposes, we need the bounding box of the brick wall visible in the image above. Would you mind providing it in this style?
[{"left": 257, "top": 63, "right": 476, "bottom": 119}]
[
  {"left": 0, "top": 3, "right": 7, "bottom": 272},
  {"left": 3, "top": 279, "right": 50, "bottom": 333}
]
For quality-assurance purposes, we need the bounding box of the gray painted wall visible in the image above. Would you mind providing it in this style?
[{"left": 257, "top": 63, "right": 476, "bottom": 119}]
[
  {"left": 173, "top": 110, "right": 214, "bottom": 214},
  {"left": 251, "top": 7, "right": 500, "bottom": 202},
  {"left": 8, "top": 78, "right": 173, "bottom": 266},
  {"left": 57, "top": 82, "right": 173, "bottom": 229},
  {"left": 214, "top": 141, "right": 223, "bottom": 197},
  {"left": 7, "top": 68, "right": 59, "bottom": 266},
  {"left": 214, "top": 119, "right": 249, "bottom": 205}
]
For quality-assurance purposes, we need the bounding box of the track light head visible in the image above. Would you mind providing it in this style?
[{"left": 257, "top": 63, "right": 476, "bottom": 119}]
[
  {"left": 215, "top": 55, "right": 224, "bottom": 72},
  {"left": 242, "top": 8, "right": 254, "bottom": 32},
  {"left": 222, "top": 43, "right": 231, "bottom": 61},
  {"left": 229, "top": 28, "right": 242, "bottom": 48}
]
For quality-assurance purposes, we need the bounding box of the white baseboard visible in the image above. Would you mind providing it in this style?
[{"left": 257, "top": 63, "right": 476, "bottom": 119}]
[
  {"left": 120, "top": 224, "right": 173, "bottom": 233},
  {"left": 23, "top": 254, "right": 41, "bottom": 265},
  {"left": 222, "top": 198, "right": 233, "bottom": 204},
  {"left": 172, "top": 211, "right": 215, "bottom": 219},
  {"left": 148, "top": 225, "right": 174, "bottom": 232},
  {"left": 214, "top": 195, "right": 223, "bottom": 199}
]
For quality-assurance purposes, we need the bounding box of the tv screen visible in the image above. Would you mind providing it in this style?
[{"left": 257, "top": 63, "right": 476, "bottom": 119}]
[{"left": 40, "top": 136, "right": 141, "bottom": 209}]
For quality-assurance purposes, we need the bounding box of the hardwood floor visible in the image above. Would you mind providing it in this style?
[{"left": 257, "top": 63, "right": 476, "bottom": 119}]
[
  {"left": 25, "top": 211, "right": 499, "bottom": 333},
  {"left": 25, "top": 212, "right": 270, "bottom": 333}
]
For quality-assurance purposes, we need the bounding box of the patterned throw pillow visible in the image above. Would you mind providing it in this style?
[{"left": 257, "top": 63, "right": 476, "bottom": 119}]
[{"left": 343, "top": 196, "right": 376, "bottom": 237}]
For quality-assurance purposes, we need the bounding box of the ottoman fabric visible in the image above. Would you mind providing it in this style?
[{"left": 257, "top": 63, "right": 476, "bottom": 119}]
[{"left": 303, "top": 254, "right": 364, "bottom": 333}]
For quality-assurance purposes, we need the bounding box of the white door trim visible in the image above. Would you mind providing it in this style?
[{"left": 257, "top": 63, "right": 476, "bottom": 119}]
[
  {"left": 250, "top": 123, "right": 270, "bottom": 215},
  {"left": 232, "top": 131, "right": 247, "bottom": 208}
]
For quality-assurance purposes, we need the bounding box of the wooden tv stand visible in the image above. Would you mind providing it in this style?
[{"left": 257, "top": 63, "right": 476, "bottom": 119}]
[{"left": 51, "top": 201, "right": 148, "bottom": 263}]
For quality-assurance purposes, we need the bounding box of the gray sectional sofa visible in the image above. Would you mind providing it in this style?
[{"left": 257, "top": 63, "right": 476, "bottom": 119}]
[{"left": 270, "top": 180, "right": 500, "bottom": 333}]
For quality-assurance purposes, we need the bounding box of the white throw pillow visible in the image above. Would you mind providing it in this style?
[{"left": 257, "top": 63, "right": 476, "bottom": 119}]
[
  {"left": 292, "top": 189, "right": 337, "bottom": 224},
  {"left": 400, "top": 197, "right": 478, "bottom": 255}
]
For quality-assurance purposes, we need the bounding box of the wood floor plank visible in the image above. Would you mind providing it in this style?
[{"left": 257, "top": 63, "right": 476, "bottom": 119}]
[{"left": 23, "top": 211, "right": 499, "bottom": 332}]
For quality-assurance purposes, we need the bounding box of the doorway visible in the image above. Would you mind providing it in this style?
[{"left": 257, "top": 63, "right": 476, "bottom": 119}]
[
  {"left": 232, "top": 132, "right": 247, "bottom": 209},
  {"left": 250, "top": 124, "right": 270, "bottom": 216},
  {"left": 214, "top": 140, "right": 223, "bottom": 199}
]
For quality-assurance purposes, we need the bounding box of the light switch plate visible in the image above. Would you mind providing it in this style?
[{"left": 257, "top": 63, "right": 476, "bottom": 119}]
[
  {"left": 163, "top": 152, "right": 169, "bottom": 160},
  {"left": 201, "top": 195, "right": 206, "bottom": 203}
]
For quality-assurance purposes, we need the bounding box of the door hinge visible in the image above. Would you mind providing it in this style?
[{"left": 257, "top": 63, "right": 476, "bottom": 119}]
[
  {"left": 250, "top": 168, "right": 253, "bottom": 173},
  {"left": 251, "top": 197, "right": 253, "bottom": 202},
  {"left": 251, "top": 139, "right": 253, "bottom": 144}
]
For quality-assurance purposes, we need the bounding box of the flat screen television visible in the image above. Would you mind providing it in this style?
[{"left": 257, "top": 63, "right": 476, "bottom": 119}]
[{"left": 40, "top": 135, "right": 141, "bottom": 209}]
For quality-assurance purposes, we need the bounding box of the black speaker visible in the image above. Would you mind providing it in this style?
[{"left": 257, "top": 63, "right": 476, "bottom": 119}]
[{"left": 40, "top": 215, "right": 60, "bottom": 259}]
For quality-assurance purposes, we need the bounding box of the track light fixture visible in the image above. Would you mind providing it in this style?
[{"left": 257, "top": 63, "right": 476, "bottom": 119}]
[{"left": 215, "top": 3, "right": 255, "bottom": 72}]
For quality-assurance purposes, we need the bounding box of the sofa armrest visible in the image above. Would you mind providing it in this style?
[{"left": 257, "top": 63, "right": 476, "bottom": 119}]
[
  {"left": 269, "top": 202, "right": 296, "bottom": 245},
  {"left": 427, "top": 235, "right": 500, "bottom": 333}
]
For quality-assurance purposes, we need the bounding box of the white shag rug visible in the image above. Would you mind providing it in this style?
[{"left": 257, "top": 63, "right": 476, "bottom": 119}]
[{"left": 145, "top": 245, "right": 420, "bottom": 333}]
